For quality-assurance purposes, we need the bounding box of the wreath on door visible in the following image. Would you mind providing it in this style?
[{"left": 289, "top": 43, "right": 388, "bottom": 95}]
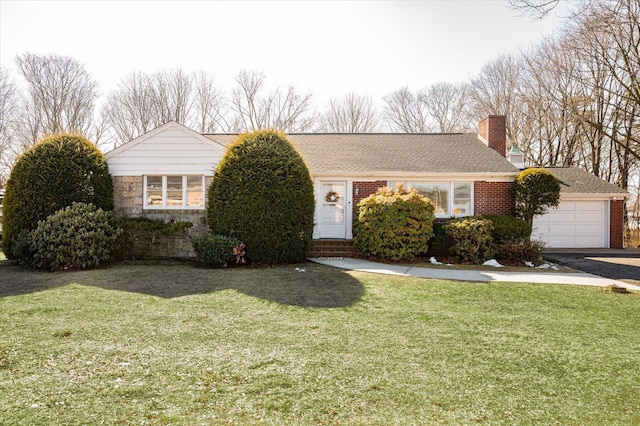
[{"left": 325, "top": 191, "right": 340, "bottom": 203}]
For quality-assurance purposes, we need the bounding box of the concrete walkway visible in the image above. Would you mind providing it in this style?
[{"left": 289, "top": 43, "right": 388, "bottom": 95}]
[{"left": 308, "top": 257, "right": 640, "bottom": 291}]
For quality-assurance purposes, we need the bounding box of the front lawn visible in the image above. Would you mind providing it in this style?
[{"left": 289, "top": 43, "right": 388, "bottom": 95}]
[{"left": 1, "top": 259, "right": 639, "bottom": 425}]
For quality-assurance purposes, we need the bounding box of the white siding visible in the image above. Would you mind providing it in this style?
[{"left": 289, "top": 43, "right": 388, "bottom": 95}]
[{"left": 106, "top": 126, "right": 225, "bottom": 176}]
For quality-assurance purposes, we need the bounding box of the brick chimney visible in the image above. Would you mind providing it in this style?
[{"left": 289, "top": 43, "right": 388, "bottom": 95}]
[{"left": 477, "top": 115, "right": 506, "bottom": 157}]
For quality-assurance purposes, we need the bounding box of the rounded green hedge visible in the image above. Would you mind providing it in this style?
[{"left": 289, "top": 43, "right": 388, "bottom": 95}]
[
  {"left": 207, "top": 130, "right": 315, "bottom": 264},
  {"left": 354, "top": 186, "right": 435, "bottom": 261},
  {"left": 29, "top": 202, "right": 122, "bottom": 271},
  {"left": 444, "top": 217, "right": 495, "bottom": 264},
  {"left": 481, "top": 214, "right": 532, "bottom": 243},
  {"left": 191, "top": 234, "right": 243, "bottom": 267},
  {"left": 2, "top": 133, "right": 113, "bottom": 260},
  {"left": 511, "top": 168, "right": 560, "bottom": 225}
]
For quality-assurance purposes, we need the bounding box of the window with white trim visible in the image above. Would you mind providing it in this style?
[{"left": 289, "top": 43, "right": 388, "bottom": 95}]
[
  {"left": 144, "top": 175, "right": 205, "bottom": 209},
  {"left": 388, "top": 181, "right": 473, "bottom": 217}
]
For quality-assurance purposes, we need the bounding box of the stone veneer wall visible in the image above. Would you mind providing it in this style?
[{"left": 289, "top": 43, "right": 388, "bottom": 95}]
[{"left": 112, "top": 176, "right": 213, "bottom": 258}]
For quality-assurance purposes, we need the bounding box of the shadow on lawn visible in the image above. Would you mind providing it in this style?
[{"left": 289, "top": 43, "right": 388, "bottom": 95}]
[{"left": 0, "top": 259, "right": 364, "bottom": 308}]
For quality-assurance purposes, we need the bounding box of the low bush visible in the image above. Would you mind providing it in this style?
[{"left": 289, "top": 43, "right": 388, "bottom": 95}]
[
  {"left": 9, "top": 229, "right": 34, "bottom": 266},
  {"left": 495, "top": 238, "right": 546, "bottom": 265},
  {"left": 481, "top": 215, "right": 532, "bottom": 243},
  {"left": 444, "top": 217, "right": 495, "bottom": 264},
  {"left": 427, "top": 221, "right": 449, "bottom": 256},
  {"left": 29, "top": 202, "right": 122, "bottom": 271},
  {"left": 354, "top": 186, "right": 435, "bottom": 261},
  {"left": 191, "top": 234, "right": 244, "bottom": 267},
  {"left": 114, "top": 217, "right": 192, "bottom": 260}
]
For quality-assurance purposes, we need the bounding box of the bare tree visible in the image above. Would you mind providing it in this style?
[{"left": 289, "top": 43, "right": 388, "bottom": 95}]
[
  {"left": 382, "top": 87, "right": 429, "bottom": 132},
  {"left": 101, "top": 71, "right": 156, "bottom": 145},
  {"left": 320, "top": 93, "right": 379, "bottom": 132},
  {"left": 0, "top": 68, "right": 18, "bottom": 180},
  {"left": 469, "top": 54, "right": 525, "bottom": 145},
  {"left": 151, "top": 69, "right": 193, "bottom": 126},
  {"left": 506, "top": 0, "right": 590, "bottom": 19},
  {"left": 518, "top": 38, "right": 590, "bottom": 168},
  {"left": 102, "top": 68, "right": 229, "bottom": 145},
  {"left": 419, "top": 82, "right": 473, "bottom": 132},
  {"left": 230, "top": 70, "right": 316, "bottom": 133},
  {"left": 14, "top": 53, "right": 99, "bottom": 146},
  {"left": 569, "top": 0, "right": 640, "bottom": 165},
  {"left": 506, "top": 0, "right": 563, "bottom": 18},
  {"left": 192, "top": 71, "right": 227, "bottom": 133}
]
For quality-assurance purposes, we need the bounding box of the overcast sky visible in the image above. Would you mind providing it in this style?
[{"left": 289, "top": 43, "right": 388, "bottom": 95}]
[{"left": 0, "top": 0, "right": 569, "bottom": 106}]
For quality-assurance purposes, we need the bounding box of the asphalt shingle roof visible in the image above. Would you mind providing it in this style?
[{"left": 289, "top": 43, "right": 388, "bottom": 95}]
[
  {"left": 545, "top": 167, "right": 627, "bottom": 195},
  {"left": 205, "top": 133, "right": 518, "bottom": 176}
]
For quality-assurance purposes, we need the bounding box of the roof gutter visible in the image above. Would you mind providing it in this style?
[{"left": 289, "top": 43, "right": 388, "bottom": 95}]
[
  {"left": 559, "top": 192, "right": 630, "bottom": 200},
  {"left": 309, "top": 171, "right": 518, "bottom": 182}
]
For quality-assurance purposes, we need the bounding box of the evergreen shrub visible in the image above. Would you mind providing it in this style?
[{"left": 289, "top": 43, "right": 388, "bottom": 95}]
[
  {"left": 511, "top": 168, "right": 560, "bottom": 225},
  {"left": 29, "top": 202, "right": 122, "bottom": 271},
  {"left": 444, "top": 217, "right": 495, "bottom": 264},
  {"left": 191, "top": 234, "right": 243, "bottom": 267},
  {"left": 495, "top": 238, "right": 546, "bottom": 265},
  {"left": 353, "top": 186, "right": 435, "bottom": 261},
  {"left": 207, "top": 130, "right": 314, "bottom": 264},
  {"left": 481, "top": 215, "right": 532, "bottom": 243},
  {"left": 114, "top": 217, "right": 192, "bottom": 260},
  {"left": 2, "top": 134, "right": 113, "bottom": 260}
]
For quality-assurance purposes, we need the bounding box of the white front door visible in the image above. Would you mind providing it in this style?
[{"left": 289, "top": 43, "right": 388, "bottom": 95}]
[{"left": 319, "top": 181, "right": 347, "bottom": 239}]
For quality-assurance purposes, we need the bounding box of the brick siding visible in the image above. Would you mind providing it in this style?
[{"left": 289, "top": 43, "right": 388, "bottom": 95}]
[
  {"left": 610, "top": 199, "right": 624, "bottom": 248},
  {"left": 352, "top": 179, "right": 515, "bottom": 217},
  {"left": 477, "top": 115, "right": 506, "bottom": 157},
  {"left": 473, "top": 181, "right": 515, "bottom": 216},
  {"left": 352, "top": 180, "right": 388, "bottom": 214}
]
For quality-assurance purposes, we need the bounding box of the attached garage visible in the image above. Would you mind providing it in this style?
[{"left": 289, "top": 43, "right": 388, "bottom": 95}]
[
  {"left": 533, "top": 199, "right": 608, "bottom": 248},
  {"left": 530, "top": 167, "right": 628, "bottom": 249}
]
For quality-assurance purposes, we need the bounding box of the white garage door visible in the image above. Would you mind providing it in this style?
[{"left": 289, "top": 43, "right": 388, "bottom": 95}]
[{"left": 532, "top": 200, "right": 607, "bottom": 248}]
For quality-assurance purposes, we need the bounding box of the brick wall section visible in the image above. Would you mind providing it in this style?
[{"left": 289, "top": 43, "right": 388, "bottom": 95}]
[
  {"left": 610, "top": 199, "right": 624, "bottom": 248},
  {"left": 477, "top": 115, "right": 506, "bottom": 157},
  {"left": 352, "top": 179, "right": 515, "bottom": 217},
  {"left": 112, "top": 176, "right": 212, "bottom": 258},
  {"left": 474, "top": 181, "right": 515, "bottom": 216},
  {"left": 307, "top": 240, "right": 356, "bottom": 258},
  {"left": 352, "top": 180, "right": 387, "bottom": 214}
]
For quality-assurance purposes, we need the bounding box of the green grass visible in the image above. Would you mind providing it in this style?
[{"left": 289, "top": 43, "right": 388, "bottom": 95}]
[{"left": 1, "top": 260, "right": 639, "bottom": 425}]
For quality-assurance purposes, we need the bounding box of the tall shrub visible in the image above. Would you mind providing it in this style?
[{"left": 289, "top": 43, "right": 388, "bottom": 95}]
[
  {"left": 511, "top": 168, "right": 560, "bottom": 226},
  {"left": 2, "top": 133, "right": 113, "bottom": 259},
  {"left": 354, "top": 186, "right": 435, "bottom": 261},
  {"left": 207, "top": 130, "right": 314, "bottom": 263}
]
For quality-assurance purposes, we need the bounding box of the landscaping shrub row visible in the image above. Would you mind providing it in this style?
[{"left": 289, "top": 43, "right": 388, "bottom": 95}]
[
  {"left": 353, "top": 186, "right": 543, "bottom": 265},
  {"left": 2, "top": 130, "right": 315, "bottom": 270},
  {"left": 2, "top": 130, "right": 547, "bottom": 271}
]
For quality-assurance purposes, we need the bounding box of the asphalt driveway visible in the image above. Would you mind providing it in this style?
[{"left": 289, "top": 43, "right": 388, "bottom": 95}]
[{"left": 543, "top": 249, "right": 640, "bottom": 283}]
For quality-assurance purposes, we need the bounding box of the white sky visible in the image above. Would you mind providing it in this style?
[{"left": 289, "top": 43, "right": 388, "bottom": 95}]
[{"left": 0, "top": 0, "right": 569, "bottom": 107}]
